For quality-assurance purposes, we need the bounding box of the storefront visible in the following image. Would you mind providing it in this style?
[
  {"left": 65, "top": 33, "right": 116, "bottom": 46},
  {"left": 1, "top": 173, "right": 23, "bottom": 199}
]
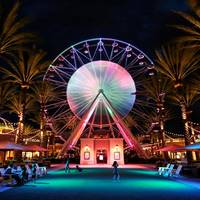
[{"left": 80, "top": 138, "right": 124, "bottom": 165}]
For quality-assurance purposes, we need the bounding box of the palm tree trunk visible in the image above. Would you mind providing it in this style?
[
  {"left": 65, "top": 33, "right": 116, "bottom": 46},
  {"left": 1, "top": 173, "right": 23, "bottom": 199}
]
[
  {"left": 160, "top": 120, "right": 165, "bottom": 146},
  {"left": 15, "top": 112, "right": 24, "bottom": 143},
  {"left": 160, "top": 119, "right": 168, "bottom": 159},
  {"left": 40, "top": 103, "right": 46, "bottom": 147},
  {"left": 180, "top": 103, "right": 193, "bottom": 163},
  {"left": 15, "top": 88, "right": 27, "bottom": 161}
]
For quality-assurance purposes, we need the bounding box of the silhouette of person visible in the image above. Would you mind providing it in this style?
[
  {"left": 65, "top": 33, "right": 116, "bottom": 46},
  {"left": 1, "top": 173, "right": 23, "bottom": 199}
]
[
  {"left": 65, "top": 157, "right": 70, "bottom": 173},
  {"left": 32, "top": 163, "right": 37, "bottom": 183},
  {"left": 112, "top": 161, "right": 120, "bottom": 181}
]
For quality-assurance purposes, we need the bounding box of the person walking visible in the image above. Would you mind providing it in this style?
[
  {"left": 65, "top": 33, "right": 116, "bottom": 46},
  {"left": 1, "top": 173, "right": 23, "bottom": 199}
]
[
  {"left": 65, "top": 157, "right": 70, "bottom": 174},
  {"left": 32, "top": 163, "right": 37, "bottom": 183},
  {"left": 112, "top": 161, "right": 120, "bottom": 181}
]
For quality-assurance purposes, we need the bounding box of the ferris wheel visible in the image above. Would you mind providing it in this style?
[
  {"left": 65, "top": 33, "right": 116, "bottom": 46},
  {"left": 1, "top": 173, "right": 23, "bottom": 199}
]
[{"left": 44, "top": 38, "right": 154, "bottom": 154}]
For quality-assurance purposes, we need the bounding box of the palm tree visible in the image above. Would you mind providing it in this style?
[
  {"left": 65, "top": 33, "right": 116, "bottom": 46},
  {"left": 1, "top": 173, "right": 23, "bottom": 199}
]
[
  {"left": 143, "top": 74, "right": 173, "bottom": 147},
  {"left": 1, "top": 50, "right": 50, "bottom": 143},
  {"left": 33, "top": 81, "right": 55, "bottom": 147},
  {"left": 0, "top": 1, "right": 35, "bottom": 58},
  {"left": 170, "top": 84, "right": 200, "bottom": 146},
  {"left": 8, "top": 92, "right": 35, "bottom": 143},
  {"left": 155, "top": 44, "right": 200, "bottom": 162}
]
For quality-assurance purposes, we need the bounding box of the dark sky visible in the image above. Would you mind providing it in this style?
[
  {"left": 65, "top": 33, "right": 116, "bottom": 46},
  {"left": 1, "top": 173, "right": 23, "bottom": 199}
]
[{"left": 15, "top": 0, "right": 189, "bottom": 59}]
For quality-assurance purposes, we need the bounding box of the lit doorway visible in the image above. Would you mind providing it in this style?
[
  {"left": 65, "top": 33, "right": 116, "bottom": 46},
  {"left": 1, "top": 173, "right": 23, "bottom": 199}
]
[{"left": 96, "top": 149, "right": 107, "bottom": 164}]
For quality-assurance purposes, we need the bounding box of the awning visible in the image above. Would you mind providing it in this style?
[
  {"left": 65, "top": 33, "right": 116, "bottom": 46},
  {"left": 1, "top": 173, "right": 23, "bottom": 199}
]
[
  {"left": 184, "top": 143, "right": 200, "bottom": 150},
  {"left": 24, "top": 145, "right": 48, "bottom": 152},
  {"left": 0, "top": 141, "right": 25, "bottom": 150}
]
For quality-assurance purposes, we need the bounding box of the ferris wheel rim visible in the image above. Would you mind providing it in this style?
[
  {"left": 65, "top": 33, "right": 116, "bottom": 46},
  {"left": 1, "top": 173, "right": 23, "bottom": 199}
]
[{"left": 43, "top": 37, "right": 154, "bottom": 80}]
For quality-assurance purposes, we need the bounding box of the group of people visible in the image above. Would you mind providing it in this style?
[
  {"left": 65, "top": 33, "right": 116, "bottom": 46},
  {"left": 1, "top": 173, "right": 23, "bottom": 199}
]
[
  {"left": 0, "top": 163, "right": 39, "bottom": 185},
  {"left": 65, "top": 158, "right": 120, "bottom": 181}
]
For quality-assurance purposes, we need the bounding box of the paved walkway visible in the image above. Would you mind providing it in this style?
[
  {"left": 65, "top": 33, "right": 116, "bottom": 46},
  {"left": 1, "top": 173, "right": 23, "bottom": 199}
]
[{"left": 0, "top": 164, "right": 200, "bottom": 200}]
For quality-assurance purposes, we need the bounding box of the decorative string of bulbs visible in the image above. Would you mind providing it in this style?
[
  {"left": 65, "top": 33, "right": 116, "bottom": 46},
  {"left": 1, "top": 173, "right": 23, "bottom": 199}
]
[
  {"left": 188, "top": 121, "right": 200, "bottom": 126},
  {"left": 165, "top": 131, "right": 184, "bottom": 137}
]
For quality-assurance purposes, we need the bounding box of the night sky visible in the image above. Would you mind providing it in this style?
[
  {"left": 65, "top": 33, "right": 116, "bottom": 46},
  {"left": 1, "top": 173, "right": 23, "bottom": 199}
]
[{"left": 16, "top": 0, "right": 189, "bottom": 59}]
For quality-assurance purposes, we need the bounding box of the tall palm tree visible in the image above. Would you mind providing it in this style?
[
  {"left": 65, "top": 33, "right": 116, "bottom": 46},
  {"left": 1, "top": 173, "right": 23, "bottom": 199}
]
[
  {"left": 143, "top": 74, "right": 173, "bottom": 147},
  {"left": 155, "top": 44, "right": 200, "bottom": 162},
  {"left": 1, "top": 50, "right": 50, "bottom": 143},
  {"left": 0, "top": 1, "right": 35, "bottom": 58},
  {"left": 8, "top": 92, "right": 35, "bottom": 143},
  {"left": 170, "top": 84, "right": 200, "bottom": 146},
  {"left": 33, "top": 81, "right": 55, "bottom": 147}
]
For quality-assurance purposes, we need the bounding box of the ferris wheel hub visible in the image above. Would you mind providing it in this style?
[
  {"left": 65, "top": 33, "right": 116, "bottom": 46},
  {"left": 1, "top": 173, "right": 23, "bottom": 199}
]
[{"left": 98, "top": 89, "right": 104, "bottom": 93}]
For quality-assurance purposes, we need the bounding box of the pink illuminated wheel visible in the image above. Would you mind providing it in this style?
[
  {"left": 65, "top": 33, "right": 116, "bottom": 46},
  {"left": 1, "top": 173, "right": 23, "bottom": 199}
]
[{"left": 44, "top": 38, "right": 154, "bottom": 134}]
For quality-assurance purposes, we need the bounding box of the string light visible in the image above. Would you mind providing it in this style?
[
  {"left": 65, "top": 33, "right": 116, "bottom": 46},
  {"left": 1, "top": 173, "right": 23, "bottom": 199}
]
[
  {"left": 188, "top": 121, "right": 200, "bottom": 126},
  {"left": 165, "top": 131, "right": 184, "bottom": 137}
]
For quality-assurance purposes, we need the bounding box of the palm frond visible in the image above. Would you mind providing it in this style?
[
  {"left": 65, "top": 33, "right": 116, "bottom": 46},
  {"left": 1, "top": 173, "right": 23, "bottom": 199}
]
[
  {"left": 0, "top": 82, "right": 16, "bottom": 114},
  {"left": 8, "top": 92, "right": 35, "bottom": 115},
  {"left": 1, "top": 50, "right": 50, "bottom": 88},
  {"left": 172, "top": 11, "right": 200, "bottom": 46},
  {"left": 170, "top": 84, "right": 200, "bottom": 107},
  {"left": 0, "top": 1, "right": 36, "bottom": 55},
  {"left": 155, "top": 44, "right": 200, "bottom": 83},
  {"left": 143, "top": 74, "right": 173, "bottom": 103}
]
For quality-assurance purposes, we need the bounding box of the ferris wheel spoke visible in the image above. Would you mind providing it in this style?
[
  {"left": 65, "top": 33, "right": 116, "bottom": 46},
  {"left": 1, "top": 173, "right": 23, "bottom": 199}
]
[
  {"left": 86, "top": 46, "right": 94, "bottom": 62},
  {"left": 73, "top": 47, "right": 91, "bottom": 62},
  {"left": 110, "top": 48, "right": 125, "bottom": 61},
  {"left": 109, "top": 41, "right": 117, "bottom": 60},
  {"left": 117, "top": 49, "right": 127, "bottom": 65},
  {"left": 100, "top": 42, "right": 110, "bottom": 61},
  {"left": 92, "top": 42, "right": 100, "bottom": 60},
  {"left": 52, "top": 108, "right": 71, "bottom": 119},
  {"left": 55, "top": 67, "right": 73, "bottom": 79},
  {"left": 45, "top": 100, "right": 66, "bottom": 108},
  {"left": 52, "top": 67, "right": 68, "bottom": 84},
  {"left": 126, "top": 58, "right": 140, "bottom": 68},
  {"left": 72, "top": 48, "right": 85, "bottom": 66},
  {"left": 125, "top": 57, "right": 139, "bottom": 68},
  {"left": 45, "top": 76, "right": 67, "bottom": 86},
  {"left": 54, "top": 122, "right": 69, "bottom": 135},
  {"left": 60, "top": 55, "right": 77, "bottom": 70},
  {"left": 50, "top": 105, "right": 68, "bottom": 118}
]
